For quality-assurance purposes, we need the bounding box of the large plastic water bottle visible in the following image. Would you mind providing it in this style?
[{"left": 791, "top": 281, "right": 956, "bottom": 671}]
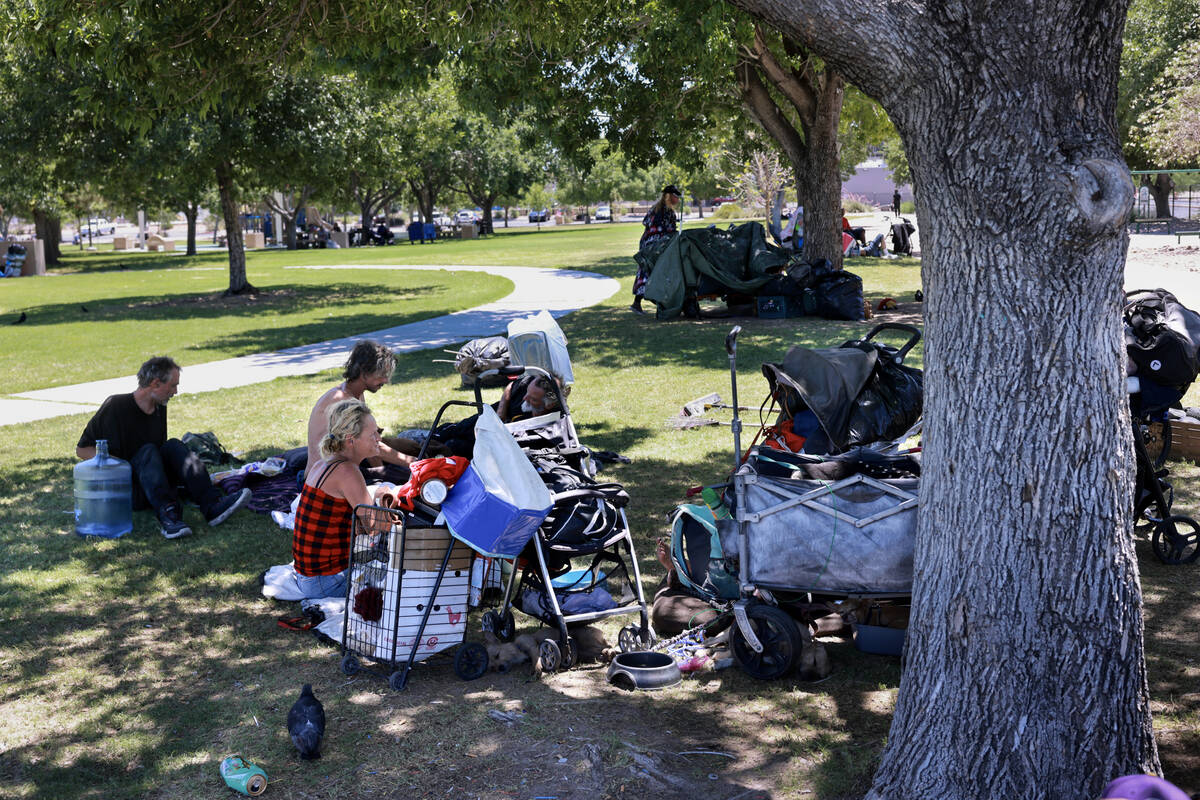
[{"left": 74, "top": 439, "right": 132, "bottom": 538}]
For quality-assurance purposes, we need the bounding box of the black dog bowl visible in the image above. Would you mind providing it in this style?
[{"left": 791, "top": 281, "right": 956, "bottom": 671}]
[{"left": 607, "top": 651, "right": 681, "bottom": 691}]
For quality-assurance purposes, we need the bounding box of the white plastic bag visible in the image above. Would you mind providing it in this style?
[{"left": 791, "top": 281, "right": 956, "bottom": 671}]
[
  {"left": 473, "top": 406, "right": 550, "bottom": 509},
  {"left": 506, "top": 310, "right": 574, "bottom": 390}
]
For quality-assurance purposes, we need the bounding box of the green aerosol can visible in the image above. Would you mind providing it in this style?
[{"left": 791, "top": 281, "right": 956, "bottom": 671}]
[{"left": 220, "top": 755, "right": 268, "bottom": 796}]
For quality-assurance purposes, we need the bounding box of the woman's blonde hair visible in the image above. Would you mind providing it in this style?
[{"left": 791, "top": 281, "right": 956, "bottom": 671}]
[{"left": 320, "top": 399, "right": 372, "bottom": 459}]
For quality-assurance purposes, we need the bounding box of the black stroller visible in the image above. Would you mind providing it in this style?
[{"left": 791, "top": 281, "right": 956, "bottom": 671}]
[
  {"left": 1126, "top": 288, "right": 1200, "bottom": 564},
  {"left": 477, "top": 369, "right": 653, "bottom": 671},
  {"left": 427, "top": 363, "right": 653, "bottom": 671}
]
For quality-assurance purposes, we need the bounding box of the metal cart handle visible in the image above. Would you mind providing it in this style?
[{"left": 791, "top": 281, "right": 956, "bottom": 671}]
[{"left": 726, "top": 325, "right": 742, "bottom": 356}]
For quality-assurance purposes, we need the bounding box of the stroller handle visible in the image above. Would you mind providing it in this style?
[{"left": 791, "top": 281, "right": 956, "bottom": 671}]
[{"left": 859, "top": 322, "right": 921, "bottom": 363}]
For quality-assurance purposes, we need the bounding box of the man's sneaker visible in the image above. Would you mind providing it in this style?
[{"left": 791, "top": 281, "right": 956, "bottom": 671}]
[
  {"left": 206, "top": 488, "right": 252, "bottom": 527},
  {"left": 161, "top": 519, "right": 193, "bottom": 539}
]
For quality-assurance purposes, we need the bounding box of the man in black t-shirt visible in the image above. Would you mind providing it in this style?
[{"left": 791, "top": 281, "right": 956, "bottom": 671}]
[{"left": 76, "top": 356, "right": 250, "bottom": 539}]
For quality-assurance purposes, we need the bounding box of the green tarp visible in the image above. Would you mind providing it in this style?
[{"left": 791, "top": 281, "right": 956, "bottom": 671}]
[{"left": 641, "top": 222, "right": 797, "bottom": 319}]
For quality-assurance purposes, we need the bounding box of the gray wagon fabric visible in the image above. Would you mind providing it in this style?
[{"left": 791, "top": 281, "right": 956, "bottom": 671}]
[{"left": 717, "top": 467, "right": 917, "bottom": 594}]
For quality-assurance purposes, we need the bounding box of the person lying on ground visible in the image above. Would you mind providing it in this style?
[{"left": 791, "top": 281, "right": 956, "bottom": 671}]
[
  {"left": 293, "top": 399, "right": 388, "bottom": 600},
  {"left": 432, "top": 373, "right": 563, "bottom": 456},
  {"left": 305, "top": 340, "right": 416, "bottom": 484},
  {"left": 75, "top": 356, "right": 252, "bottom": 540}
]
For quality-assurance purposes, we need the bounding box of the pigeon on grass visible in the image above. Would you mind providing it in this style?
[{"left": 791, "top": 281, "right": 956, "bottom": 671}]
[{"left": 287, "top": 684, "right": 325, "bottom": 760}]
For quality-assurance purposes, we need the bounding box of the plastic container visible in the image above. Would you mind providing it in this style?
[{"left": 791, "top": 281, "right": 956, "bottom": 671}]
[{"left": 73, "top": 439, "right": 132, "bottom": 538}]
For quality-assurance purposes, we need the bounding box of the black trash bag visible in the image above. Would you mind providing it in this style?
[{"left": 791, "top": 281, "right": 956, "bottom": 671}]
[
  {"left": 809, "top": 258, "right": 835, "bottom": 279},
  {"left": 454, "top": 335, "right": 510, "bottom": 388},
  {"left": 812, "top": 271, "right": 865, "bottom": 321},
  {"left": 842, "top": 343, "right": 923, "bottom": 448},
  {"left": 786, "top": 260, "right": 814, "bottom": 287},
  {"left": 758, "top": 272, "right": 809, "bottom": 297},
  {"left": 890, "top": 219, "right": 915, "bottom": 256},
  {"left": 762, "top": 331, "right": 923, "bottom": 453},
  {"left": 1124, "top": 288, "right": 1200, "bottom": 390}
]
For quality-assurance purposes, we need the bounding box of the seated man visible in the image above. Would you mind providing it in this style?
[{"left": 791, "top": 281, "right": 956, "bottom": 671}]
[
  {"left": 841, "top": 208, "right": 868, "bottom": 247},
  {"left": 432, "top": 373, "right": 562, "bottom": 456},
  {"left": 75, "top": 356, "right": 251, "bottom": 539},
  {"left": 306, "top": 340, "right": 416, "bottom": 484}
]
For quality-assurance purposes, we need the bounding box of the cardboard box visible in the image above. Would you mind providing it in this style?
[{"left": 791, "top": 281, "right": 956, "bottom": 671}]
[
  {"left": 345, "top": 567, "right": 470, "bottom": 661},
  {"left": 389, "top": 525, "right": 473, "bottom": 572},
  {"left": 243, "top": 231, "right": 265, "bottom": 249},
  {"left": 1166, "top": 418, "right": 1200, "bottom": 463}
]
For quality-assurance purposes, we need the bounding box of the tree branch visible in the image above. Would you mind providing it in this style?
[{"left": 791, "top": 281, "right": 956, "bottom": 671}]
[
  {"left": 735, "top": 56, "right": 807, "bottom": 167},
  {"left": 752, "top": 25, "right": 817, "bottom": 124},
  {"left": 728, "top": 0, "right": 909, "bottom": 105}
]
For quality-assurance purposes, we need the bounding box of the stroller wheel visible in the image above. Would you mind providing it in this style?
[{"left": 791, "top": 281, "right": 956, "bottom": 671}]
[
  {"left": 482, "top": 609, "right": 515, "bottom": 642},
  {"left": 618, "top": 625, "right": 655, "bottom": 653},
  {"left": 340, "top": 653, "right": 361, "bottom": 677},
  {"left": 731, "top": 604, "right": 802, "bottom": 681},
  {"left": 454, "top": 642, "right": 490, "bottom": 680},
  {"left": 388, "top": 670, "right": 410, "bottom": 692},
  {"left": 1152, "top": 515, "right": 1200, "bottom": 564},
  {"left": 539, "top": 639, "right": 562, "bottom": 673}
]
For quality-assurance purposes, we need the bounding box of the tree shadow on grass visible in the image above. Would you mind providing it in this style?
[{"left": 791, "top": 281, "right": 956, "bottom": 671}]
[
  {"left": 6, "top": 282, "right": 446, "bottom": 328},
  {"left": 0, "top": 444, "right": 907, "bottom": 800}
]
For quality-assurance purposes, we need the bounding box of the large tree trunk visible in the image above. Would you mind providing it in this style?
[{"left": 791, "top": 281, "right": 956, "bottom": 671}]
[
  {"left": 797, "top": 71, "right": 843, "bottom": 266},
  {"left": 33, "top": 209, "right": 62, "bottom": 265},
  {"left": 215, "top": 159, "right": 253, "bottom": 296},
  {"left": 184, "top": 201, "right": 198, "bottom": 256},
  {"left": 733, "top": 1, "right": 1157, "bottom": 797},
  {"left": 1142, "top": 172, "right": 1175, "bottom": 218}
]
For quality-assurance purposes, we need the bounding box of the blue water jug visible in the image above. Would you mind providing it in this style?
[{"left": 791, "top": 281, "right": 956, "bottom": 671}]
[{"left": 74, "top": 439, "right": 132, "bottom": 538}]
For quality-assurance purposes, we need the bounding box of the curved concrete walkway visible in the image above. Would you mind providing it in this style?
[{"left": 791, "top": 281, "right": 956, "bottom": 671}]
[{"left": 3, "top": 264, "right": 619, "bottom": 426}]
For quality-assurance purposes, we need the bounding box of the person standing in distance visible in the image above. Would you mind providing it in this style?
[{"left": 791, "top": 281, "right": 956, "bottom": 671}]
[{"left": 631, "top": 184, "right": 682, "bottom": 315}]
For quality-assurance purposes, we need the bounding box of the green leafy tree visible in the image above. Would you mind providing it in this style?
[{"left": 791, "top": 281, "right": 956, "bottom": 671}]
[
  {"left": 451, "top": 114, "right": 538, "bottom": 232},
  {"left": 1119, "top": 0, "right": 1200, "bottom": 214},
  {"left": 1133, "top": 39, "right": 1200, "bottom": 167}
]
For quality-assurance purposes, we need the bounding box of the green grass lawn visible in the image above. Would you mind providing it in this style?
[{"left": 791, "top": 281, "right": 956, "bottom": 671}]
[{"left": 0, "top": 228, "right": 1195, "bottom": 800}]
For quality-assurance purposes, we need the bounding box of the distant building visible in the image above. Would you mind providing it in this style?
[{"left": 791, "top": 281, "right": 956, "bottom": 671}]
[{"left": 842, "top": 158, "right": 912, "bottom": 207}]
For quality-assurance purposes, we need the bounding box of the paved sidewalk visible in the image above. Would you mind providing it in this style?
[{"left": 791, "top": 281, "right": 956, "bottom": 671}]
[{"left": 3, "top": 264, "right": 619, "bottom": 427}]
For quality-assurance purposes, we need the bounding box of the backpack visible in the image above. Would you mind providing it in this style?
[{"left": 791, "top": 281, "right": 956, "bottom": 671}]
[
  {"left": 528, "top": 451, "right": 629, "bottom": 550},
  {"left": 182, "top": 431, "right": 237, "bottom": 465},
  {"left": 1124, "top": 289, "right": 1200, "bottom": 389},
  {"left": 667, "top": 503, "right": 740, "bottom": 602}
]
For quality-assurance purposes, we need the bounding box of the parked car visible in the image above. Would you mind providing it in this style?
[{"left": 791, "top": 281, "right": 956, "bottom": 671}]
[
  {"left": 455, "top": 210, "right": 478, "bottom": 224},
  {"left": 595, "top": 205, "right": 611, "bottom": 221},
  {"left": 433, "top": 214, "right": 454, "bottom": 229},
  {"left": 528, "top": 208, "right": 549, "bottom": 223}
]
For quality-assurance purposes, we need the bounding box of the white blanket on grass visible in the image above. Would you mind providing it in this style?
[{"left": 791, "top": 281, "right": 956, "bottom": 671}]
[{"left": 261, "top": 562, "right": 345, "bottom": 642}]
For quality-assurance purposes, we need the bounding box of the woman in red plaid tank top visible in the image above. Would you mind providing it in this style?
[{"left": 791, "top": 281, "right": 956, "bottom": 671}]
[{"left": 293, "top": 399, "right": 383, "bottom": 599}]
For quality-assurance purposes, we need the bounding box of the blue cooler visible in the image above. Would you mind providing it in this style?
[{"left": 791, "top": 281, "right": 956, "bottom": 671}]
[{"left": 442, "top": 464, "right": 551, "bottom": 558}]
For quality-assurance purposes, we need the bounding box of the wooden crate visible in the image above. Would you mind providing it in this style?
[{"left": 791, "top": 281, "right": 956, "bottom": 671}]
[{"left": 1166, "top": 418, "right": 1200, "bottom": 463}]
